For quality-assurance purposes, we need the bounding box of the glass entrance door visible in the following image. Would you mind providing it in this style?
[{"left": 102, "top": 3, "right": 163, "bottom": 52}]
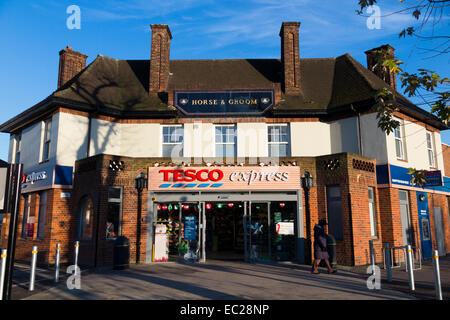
[
  {"left": 248, "top": 202, "right": 271, "bottom": 261},
  {"left": 179, "top": 202, "right": 201, "bottom": 261}
]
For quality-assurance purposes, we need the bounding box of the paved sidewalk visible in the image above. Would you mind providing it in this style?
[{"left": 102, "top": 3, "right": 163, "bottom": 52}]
[
  {"left": 6, "top": 262, "right": 73, "bottom": 300},
  {"left": 24, "top": 260, "right": 414, "bottom": 300},
  {"left": 340, "top": 255, "right": 450, "bottom": 300}
]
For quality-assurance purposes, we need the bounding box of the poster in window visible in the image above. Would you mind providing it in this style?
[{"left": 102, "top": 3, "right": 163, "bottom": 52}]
[{"left": 154, "top": 224, "right": 169, "bottom": 262}]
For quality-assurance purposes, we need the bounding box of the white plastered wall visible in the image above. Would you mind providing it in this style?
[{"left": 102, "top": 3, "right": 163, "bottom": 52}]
[
  {"left": 360, "top": 113, "right": 388, "bottom": 164},
  {"left": 290, "top": 122, "right": 331, "bottom": 157},
  {"left": 89, "top": 118, "right": 121, "bottom": 157},
  {"left": 120, "top": 123, "right": 160, "bottom": 157},
  {"left": 55, "top": 112, "right": 89, "bottom": 166},
  {"left": 386, "top": 117, "right": 444, "bottom": 171},
  {"left": 237, "top": 123, "right": 268, "bottom": 159}
]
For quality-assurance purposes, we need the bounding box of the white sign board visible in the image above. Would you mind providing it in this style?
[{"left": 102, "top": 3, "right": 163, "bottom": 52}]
[
  {"left": 276, "top": 222, "right": 294, "bottom": 235},
  {"left": 154, "top": 224, "right": 169, "bottom": 262},
  {"left": 0, "top": 167, "right": 7, "bottom": 211}
]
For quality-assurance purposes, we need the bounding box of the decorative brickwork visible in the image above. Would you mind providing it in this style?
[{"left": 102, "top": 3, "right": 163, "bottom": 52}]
[{"left": 352, "top": 159, "right": 375, "bottom": 172}]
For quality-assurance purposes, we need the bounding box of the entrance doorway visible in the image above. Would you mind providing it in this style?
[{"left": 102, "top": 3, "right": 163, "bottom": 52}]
[
  {"left": 151, "top": 192, "right": 300, "bottom": 263},
  {"left": 153, "top": 202, "right": 201, "bottom": 262},
  {"left": 205, "top": 202, "right": 245, "bottom": 260}
]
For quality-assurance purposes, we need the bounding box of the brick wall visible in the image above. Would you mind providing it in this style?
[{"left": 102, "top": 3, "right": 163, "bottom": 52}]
[
  {"left": 442, "top": 144, "right": 450, "bottom": 176},
  {"left": 5, "top": 152, "right": 448, "bottom": 268}
]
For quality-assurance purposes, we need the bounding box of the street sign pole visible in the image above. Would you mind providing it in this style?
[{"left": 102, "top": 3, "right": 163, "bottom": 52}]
[{"left": 2, "top": 163, "right": 23, "bottom": 300}]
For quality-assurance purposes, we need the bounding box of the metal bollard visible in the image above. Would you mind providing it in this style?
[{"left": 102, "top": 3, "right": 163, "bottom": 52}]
[
  {"left": 369, "top": 240, "right": 375, "bottom": 274},
  {"left": 432, "top": 250, "right": 443, "bottom": 300},
  {"left": 0, "top": 249, "right": 7, "bottom": 300},
  {"left": 385, "top": 243, "right": 392, "bottom": 283},
  {"left": 29, "top": 246, "right": 38, "bottom": 291},
  {"left": 74, "top": 241, "right": 79, "bottom": 276},
  {"left": 54, "top": 243, "right": 61, "bottom": 283},
  {"left": 406, "top": 245, "right": 415, "bottom": 291}
]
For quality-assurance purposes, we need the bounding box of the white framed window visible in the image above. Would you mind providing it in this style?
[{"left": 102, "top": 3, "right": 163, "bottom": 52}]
[
  {"left": 162, "top": 125, "right": 183, "bottom": 158},
  {"left": 368, "top": 187, "right": 378, "bottom": 238},
  {"left": 215, "top": 124, "right": 236, "bottom": 158},
  {"left": 268, "top": 124, "right": 290, "bottom": 157},
  {"left": 394, "top": 124, "right": 405, "bottom": 160},
  {"left": 15, "top": 133, "right": 21, "bottom": 164},
  {"left": 426, "top": 131, "right": 436, "bottom": 167},
  {"left": 42, "top": 119, "right": 52, "bottom": 162}
]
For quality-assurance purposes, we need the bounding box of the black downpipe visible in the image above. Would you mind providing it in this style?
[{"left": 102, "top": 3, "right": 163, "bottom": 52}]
[
  {"left": 136, "top": 189, "right": 142, "bottom": 264},
  {"left": 3, "top": 163, "right": 23, "bottom": 300}
]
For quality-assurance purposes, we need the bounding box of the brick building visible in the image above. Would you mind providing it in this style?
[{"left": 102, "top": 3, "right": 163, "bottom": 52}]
[{"left": 1, "top": 22, "right": 449, "bottom": 267}]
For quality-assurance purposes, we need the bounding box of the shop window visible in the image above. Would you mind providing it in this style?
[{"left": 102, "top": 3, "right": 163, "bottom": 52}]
[
  {"left": 162, "top": 125, "right": 183, "bottom": 158},
  {"left": 426, "top": 131, "right": 435, "bottom": 167},
  {"left": 394, "top": 123, "right": 405, "bottom": 160},
  {"left": 41, "top": 119, "right": 52, "bottom": 162},
  {"left": 326, "top": 185, "right": 343, "bottom": 241},
  {"left": 106, "top": 187, "right": 122, "bottom": 239},
  {"left": 21, "top": 194, "right": 32, "bottom": 239},
  {"left": 36, "top": 191, "right": 47, "bottom": 239},
  {"left": 215, "top": 125, "right": 236, "bottom": 158},
  {"left": 78, "top": 197, "right": 94, "bottom": 240},
  {"left": 268, "top": 124, "right": 290, "bottom": 157},
  {"left": 368, "top": 187, "right": 378, "bottom": 238},
  {"left": 15, "top": 133, "right": 21, "bottom": 164}
]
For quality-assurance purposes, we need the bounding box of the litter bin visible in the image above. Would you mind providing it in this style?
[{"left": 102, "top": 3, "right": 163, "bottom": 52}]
[{"left": 113, "top": 236, "right": 130, "bottom": 270}]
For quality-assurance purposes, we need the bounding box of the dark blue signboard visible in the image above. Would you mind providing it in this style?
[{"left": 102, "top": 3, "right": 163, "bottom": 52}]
[
  {"left": 184, "top": 216, "right": 197, "bottom": 240},
  {"left": 389, "top": 165, "right": 444, "bottom": 188},
  {"left": 54, "top": 165, "right": 73, "bottom": 186},
  {"left": 174, "top": 91, "right": 274, "bottom": 115},
  {"left": 389, "top": 165, "right": 413, "bottom": 187},
  {"left": 424, "top": 170, "right": 443, "bottom": 187}
]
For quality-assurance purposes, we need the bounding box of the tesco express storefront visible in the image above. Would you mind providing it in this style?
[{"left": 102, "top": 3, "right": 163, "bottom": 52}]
[{"left": 147, "top": 165, "right": 304, "bottom": 263}]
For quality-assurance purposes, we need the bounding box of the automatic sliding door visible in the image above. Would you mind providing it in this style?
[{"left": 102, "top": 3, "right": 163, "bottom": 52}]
[{"left": 250, "top": 202, "right": 270, "bottom": 261}]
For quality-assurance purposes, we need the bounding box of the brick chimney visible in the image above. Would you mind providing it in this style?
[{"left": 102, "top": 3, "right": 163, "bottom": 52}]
[
  {"left": 58, "top": 46, "right": 88, "bottom": 89},
  {"left": 365, "top": 44, "right": 397, "bottom": 90},
  {"left": 149, "top": 24, "right": 172, "bottom": 95},
  {"left": 280, "top": 22, "right": 301, "bottom": 95}
]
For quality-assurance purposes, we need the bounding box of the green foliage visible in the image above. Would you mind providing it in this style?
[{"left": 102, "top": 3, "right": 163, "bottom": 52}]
[
  {"left": 407, "top": 168, "right": 428, "bottom": 187},
  {"left": 374, "top": 88, "right": 400, "bottom": 135}
]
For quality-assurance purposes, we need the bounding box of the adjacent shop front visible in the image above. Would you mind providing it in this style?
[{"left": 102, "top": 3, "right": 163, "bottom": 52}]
[{"left": 147, "top": 165, "right": 303, "bottom": 263}]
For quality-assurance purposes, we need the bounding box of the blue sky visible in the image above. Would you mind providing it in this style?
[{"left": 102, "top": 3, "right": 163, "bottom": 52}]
[{"left": 0, "top": 0, "right": 448, "bottom": 161}]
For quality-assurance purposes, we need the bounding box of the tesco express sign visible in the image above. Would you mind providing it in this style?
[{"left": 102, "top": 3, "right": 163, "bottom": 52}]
[{"left": 149, "top": 166, "right": 300, "bottom": 191}]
